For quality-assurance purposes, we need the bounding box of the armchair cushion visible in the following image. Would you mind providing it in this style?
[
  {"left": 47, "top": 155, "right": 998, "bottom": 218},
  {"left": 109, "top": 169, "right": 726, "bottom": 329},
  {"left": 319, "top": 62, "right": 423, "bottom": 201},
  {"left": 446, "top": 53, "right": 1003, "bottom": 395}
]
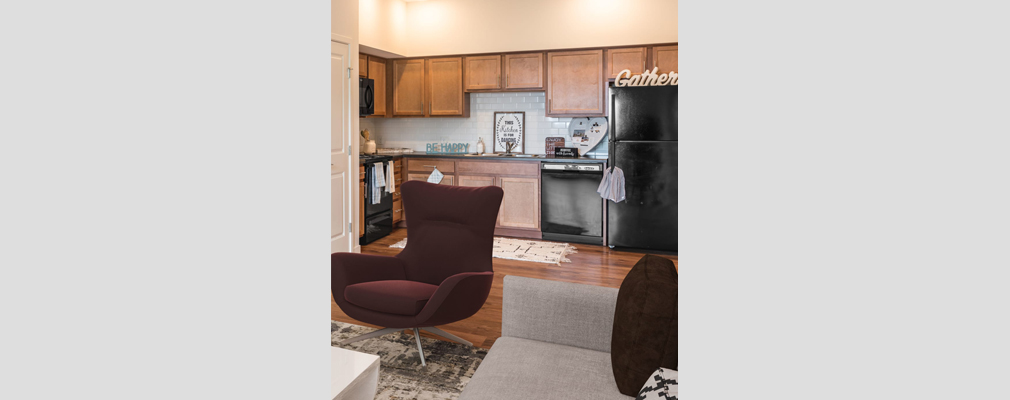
[{"left": 344, "top": 280, "right": 439, "bottom": 316}]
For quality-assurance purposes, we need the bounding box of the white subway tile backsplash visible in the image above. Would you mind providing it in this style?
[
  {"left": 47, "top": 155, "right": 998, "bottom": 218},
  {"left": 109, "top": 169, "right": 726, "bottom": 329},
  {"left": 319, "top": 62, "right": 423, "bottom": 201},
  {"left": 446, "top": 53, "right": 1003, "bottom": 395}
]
[{"left": 366, "top": 91, "right": 608, "bottom": 156}]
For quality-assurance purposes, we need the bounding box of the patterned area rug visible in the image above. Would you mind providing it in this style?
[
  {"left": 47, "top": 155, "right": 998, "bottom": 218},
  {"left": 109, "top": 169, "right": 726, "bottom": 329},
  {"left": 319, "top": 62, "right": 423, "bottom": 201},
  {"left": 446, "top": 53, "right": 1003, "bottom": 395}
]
[
  {"left": 390, "top": 237, "right": 577, "bottom": 265},
  {"left": 331, "top": 321, "right": 487, "bottom": 400}
]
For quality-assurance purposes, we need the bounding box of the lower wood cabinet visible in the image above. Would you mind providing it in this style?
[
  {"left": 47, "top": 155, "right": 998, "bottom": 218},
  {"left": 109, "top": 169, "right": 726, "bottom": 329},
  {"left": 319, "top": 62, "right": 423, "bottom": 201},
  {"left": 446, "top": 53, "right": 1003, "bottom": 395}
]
[
  {"left": 458, "top": 175, "right": 496, "bottom": 187},
  {"left": 403, "top": 158, "right": 541, "bottom": 238},
  {"left": 497, "top": 177, "right": 540, "bottom": 230}
]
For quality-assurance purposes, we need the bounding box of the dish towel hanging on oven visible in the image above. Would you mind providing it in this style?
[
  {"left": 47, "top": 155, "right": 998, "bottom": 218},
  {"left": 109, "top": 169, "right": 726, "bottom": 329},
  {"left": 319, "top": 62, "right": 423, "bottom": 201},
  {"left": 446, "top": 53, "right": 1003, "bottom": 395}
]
[
  {"left": 597, "top": 166, "right": 626, "bottom": 203},
  {"left": 371, "top": 162, "right": 386, "bottom": 204},
  {"left": 385, "top": 160, "right": 395, "bottom": 193}
]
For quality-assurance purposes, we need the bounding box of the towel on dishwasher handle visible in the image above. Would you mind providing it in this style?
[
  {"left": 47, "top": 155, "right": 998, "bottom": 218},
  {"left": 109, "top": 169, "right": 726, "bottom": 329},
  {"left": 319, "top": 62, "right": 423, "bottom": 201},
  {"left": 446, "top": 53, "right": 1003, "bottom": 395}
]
[
  {"left": 371, "top": 162, "right": 386, "bottom": 204},
  {"left": 597, "top": 166, "right": 626, "bottom": 203}
]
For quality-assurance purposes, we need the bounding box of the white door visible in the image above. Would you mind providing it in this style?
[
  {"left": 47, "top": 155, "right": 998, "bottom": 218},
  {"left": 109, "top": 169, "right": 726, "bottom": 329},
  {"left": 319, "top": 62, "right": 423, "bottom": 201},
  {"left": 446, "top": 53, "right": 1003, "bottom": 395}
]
[{"left": 331, "top": 41, "right": 352, "bottom": 253}]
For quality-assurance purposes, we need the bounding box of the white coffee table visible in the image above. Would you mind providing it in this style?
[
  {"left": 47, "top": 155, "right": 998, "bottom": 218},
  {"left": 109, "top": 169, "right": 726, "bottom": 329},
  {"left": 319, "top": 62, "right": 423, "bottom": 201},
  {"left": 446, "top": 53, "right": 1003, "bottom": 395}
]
[{"left": 331, "top": 346, "right": 380, "bottom": 400}]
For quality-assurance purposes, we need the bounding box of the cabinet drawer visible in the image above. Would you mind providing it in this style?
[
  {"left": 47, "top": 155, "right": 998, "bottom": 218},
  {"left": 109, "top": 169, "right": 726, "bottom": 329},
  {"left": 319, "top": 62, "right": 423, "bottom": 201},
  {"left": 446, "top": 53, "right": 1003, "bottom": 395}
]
[
  {"left": 406, "top": 158, "right": 455, "bottom": 173},
  {"left": 392, "top": 199, "right": 404, "bottom": 223},
  {"left": 456, "top": 161, "right": 538, "bottom": 177}
]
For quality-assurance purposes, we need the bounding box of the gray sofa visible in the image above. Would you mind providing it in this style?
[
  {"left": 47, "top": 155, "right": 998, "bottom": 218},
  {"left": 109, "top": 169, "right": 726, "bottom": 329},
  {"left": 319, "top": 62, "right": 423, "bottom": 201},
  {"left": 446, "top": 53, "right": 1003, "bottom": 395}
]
[{"left": 459, "top": 276, "right": 633, "bottom": 400}]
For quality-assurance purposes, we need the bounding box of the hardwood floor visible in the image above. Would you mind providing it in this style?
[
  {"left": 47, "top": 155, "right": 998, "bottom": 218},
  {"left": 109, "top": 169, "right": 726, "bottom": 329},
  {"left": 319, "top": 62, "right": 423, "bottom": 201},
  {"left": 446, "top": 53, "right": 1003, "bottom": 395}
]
[{"left": 331, "top": 228, "right": 677, "bottom": 349}]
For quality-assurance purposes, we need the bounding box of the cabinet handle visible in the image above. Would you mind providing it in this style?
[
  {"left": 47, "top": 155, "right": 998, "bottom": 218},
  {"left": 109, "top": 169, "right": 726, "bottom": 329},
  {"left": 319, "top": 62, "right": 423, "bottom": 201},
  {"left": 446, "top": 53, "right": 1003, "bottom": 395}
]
[
  {"left": 548, "top": 99, "right": 551, "bottom": 112},
  {"left": 423, "top": 165, "right": 436, "bottom": 168}
]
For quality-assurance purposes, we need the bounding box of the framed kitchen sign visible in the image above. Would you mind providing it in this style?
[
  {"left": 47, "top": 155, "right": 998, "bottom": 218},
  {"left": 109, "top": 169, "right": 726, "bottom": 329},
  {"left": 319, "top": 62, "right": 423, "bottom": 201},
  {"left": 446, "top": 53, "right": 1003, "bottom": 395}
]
[{"left": 493, "top": 111, "right": 525, "bottom": 154}]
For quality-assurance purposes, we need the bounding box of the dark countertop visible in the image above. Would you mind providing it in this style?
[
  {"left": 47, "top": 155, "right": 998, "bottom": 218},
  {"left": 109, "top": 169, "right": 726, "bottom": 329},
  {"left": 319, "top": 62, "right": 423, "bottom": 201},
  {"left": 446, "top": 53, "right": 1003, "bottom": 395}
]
[{"left": 398, "top": 153, "right": 607, "bottom": 164}]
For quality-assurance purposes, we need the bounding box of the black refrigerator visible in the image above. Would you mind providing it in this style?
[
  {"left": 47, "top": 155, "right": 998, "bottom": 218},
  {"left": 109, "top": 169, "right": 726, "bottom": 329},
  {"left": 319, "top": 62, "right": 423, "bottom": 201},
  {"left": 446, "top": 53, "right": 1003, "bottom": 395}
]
[{"left": 607, "top": 85, "right": 677, "bottom": 252}]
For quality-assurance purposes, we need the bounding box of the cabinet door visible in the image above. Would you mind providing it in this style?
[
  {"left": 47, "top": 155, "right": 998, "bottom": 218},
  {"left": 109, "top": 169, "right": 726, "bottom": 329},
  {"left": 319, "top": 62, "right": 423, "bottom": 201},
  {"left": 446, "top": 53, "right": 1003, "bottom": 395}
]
[
  {"left": 651, "top": 45, "right": 678, "bottom": 74},
  {"left": 497, "top": 177, "right": 540, "bottom": 229},
  {"left": 427, "top": 57, "right": 465, "bottom": 116},
  {"left": 368, "top": 57, "right": 387, "bottom": 116},
  {"left": 465, "top": 55, "right": 501, "bottom": 91},
  {"left": 504, "top": 53, "right": 544, "bottom": 90},
  {"left": 458, "top": 175, "right": 497, "bottom": 188},
  {"left": 546, "top": 50, "right": 604, "bottom": 116},
  {"left": 392, "top": 59, "right": 426, "bottom": 116},
  {"left": 606, "top": 47, "right": 647, "bottom": 79},
  {"left": 359, "top": 55, "right": 368, "bottom": 78}
]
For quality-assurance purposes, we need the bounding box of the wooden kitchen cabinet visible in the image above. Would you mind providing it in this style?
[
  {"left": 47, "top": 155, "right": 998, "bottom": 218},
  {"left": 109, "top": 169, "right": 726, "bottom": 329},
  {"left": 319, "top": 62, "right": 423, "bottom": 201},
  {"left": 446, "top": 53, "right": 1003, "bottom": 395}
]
[
  {"left": 546, "top": 50, "right": 605, "bottom": 117},
  {"left": 458, "top": 175, "right": 497, "bottom": 188},
  {"left": 650, "top": 45, "right": 678, "bottom": 74},
  {"left": 465, "top": 55, "right": 501, "bottom": 91},
  {"left": 367, "top": 56, "right": 387, "bottom": 117},
  {"left": 359, "top": 56, "right": 368, "bottom": 78},
  {"left": 392, "top": 59, "right": 426, "bottom": 116},
  {"left": 606, "top": 47, "right": 648, "bottom": 79},
  {"left": 497, "top": 177, "right": 540, "bottom": 230},
  {"left": 504, "top": 53, "right": 544, "bottom": 90},
  {"left": 426, "top": 57, "right": 467, "bottom": 117}
]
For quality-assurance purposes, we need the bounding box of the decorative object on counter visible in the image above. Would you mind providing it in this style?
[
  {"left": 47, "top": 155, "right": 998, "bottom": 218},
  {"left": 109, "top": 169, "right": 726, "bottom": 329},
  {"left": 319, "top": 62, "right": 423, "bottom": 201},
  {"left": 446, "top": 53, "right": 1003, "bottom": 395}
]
[
  {"left": 493, "top": 111, "right": 525, "bottom": 154},
  {"left": 568, "top": 117, "right": 608, "bottom": 154},
  {"left": 554, "top": 147, "right": 580, "bottom": 158},
  {"left": 391, "top": 237, "right": 577, "bottom": 265},
  {"left": 614, "top": 67, "right": 678, "bottom": 87},
  {"left": 426, "top": 167, "right": 444, "bottom": 184},
  {"left": 425, "top": 142, "right": 470, "bottom": 155},
  {"left": 545, "top": 137, "right": 565, "bottom": 154},
  {"left": 360, "top": 129, "right": 376, "bottom": 155},
  {"left": 475, "top": 137, "right": 486, "bottom": 154}
]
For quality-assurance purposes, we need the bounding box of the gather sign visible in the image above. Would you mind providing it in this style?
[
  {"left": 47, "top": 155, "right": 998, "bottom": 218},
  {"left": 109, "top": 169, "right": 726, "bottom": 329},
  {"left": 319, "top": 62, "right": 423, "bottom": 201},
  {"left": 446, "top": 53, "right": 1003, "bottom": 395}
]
[{"left": 614, "top": 67, "right": 678, "bottom": 87}]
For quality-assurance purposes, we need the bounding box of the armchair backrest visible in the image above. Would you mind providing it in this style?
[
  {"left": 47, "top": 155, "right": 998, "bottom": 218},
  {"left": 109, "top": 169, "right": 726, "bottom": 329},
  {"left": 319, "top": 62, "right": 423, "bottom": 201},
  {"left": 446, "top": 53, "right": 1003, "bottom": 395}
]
[{"left": 396, "top": 181, "right": 504, "bottom": 285}]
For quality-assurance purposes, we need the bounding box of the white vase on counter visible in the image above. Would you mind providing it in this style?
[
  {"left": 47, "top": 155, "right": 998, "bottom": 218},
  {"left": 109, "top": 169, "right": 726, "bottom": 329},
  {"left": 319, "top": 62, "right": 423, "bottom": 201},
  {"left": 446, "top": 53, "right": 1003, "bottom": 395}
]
[
  {"left": 362, "top": 140, "right": 376, "bottom": 155},
  {"left": 476, "top": 137, "right": 485, "bottom": 154}
]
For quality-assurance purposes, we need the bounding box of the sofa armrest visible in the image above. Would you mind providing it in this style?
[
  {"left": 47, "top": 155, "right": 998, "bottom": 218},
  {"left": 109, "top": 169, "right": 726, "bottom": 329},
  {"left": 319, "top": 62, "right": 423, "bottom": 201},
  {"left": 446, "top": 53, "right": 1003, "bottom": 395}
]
[{"left": 501, "top": 275, "right": 618, "bottom": 353}]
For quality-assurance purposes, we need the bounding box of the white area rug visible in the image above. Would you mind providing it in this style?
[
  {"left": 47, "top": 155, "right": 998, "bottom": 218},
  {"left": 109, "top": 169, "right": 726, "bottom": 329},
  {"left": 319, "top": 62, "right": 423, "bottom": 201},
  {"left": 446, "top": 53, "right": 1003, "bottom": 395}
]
[{"left": 390, "top": 237, "right": 577, "bottom": 265}]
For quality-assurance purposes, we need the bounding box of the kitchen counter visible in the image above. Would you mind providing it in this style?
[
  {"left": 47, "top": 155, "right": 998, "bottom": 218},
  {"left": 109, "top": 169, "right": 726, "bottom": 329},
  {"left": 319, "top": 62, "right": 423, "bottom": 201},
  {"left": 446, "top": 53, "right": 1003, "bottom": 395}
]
[{"left": 397, "top": 153, "right": 607, "bottom": 164}]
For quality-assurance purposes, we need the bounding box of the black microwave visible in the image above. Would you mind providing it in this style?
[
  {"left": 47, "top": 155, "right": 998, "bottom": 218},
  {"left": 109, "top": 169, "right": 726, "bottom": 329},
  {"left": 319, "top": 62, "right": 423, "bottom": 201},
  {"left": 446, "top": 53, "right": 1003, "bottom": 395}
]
[{"left": 359, "top": 77, "right": 374, "bottom": 116}]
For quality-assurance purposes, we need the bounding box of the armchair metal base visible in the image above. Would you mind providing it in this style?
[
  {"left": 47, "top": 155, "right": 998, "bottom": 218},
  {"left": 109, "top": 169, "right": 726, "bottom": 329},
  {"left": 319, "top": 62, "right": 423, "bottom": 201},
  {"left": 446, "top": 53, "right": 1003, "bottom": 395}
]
[{"left": 337, "top": 326, "right": 473, "bottom": 367}]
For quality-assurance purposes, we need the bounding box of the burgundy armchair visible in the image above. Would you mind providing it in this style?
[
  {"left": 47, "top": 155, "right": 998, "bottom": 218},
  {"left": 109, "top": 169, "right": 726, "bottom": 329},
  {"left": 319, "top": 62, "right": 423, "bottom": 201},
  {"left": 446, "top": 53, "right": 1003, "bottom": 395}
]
[{"left": 332, "top": 180, "right": 504, "bottom": 365}]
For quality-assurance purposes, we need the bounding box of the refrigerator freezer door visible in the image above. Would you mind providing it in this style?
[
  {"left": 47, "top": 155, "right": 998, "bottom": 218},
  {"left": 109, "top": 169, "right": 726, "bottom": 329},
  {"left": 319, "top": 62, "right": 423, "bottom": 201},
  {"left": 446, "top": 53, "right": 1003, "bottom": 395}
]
[
  {"left": 607, "top": 140, "right": 677, "bottom": 251},
  {"left": 611, "top": 85, "right": 678, "bottom": 142}
]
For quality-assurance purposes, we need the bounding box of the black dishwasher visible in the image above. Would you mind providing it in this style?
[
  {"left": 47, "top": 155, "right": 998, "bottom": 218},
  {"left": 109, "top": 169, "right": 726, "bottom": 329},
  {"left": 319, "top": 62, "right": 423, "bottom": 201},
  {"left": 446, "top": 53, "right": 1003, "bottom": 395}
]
[{"left": 540, "top": 163, "right": 605, "bottom": 245}]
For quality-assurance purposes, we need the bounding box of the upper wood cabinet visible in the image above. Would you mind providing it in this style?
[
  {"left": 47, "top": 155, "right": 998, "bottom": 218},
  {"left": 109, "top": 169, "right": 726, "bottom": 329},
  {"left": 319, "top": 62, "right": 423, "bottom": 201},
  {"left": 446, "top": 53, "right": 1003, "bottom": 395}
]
[
  {"left": 427, "top": 57, "right": 467, "bottom": 117},
  {"left": 651, "top": 45, "right": 678, "bottom": 74},
  {"left": 465, "top": 55, "right": 501, "bottom": 91},
  {"left": 392, "top": 59, "right": 426, "bottom": 117},
  {"left": 606, "top": 47, "right": 647, "bottom": 79},
  {"left": 504, "top": 53, "right": 544, "bottom": 90},
  {"left": 367, "top": 56, "right": 387, "bottom": 117},
  {"left": 546, "top": 50, "right": 605, "bottom": 117},
  {"left": 359, "top": 56, "right": 368, "bottom": 78}
]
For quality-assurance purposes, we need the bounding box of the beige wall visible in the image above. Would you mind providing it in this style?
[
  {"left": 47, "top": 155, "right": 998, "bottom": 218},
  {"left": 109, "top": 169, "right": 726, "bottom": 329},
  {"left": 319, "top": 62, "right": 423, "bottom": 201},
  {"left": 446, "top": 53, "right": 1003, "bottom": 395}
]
[
  {"left": 363, "top": 0, "right": 677, "bottom": 57},
  {"left": 359, "top": 0, "right": 409, "bottom": 56}
]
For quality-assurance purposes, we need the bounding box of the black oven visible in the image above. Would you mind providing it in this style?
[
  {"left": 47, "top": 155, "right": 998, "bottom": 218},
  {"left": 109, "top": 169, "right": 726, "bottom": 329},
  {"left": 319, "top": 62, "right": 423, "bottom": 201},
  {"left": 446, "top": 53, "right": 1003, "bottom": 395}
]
[
  {"left": 360, "top": 155, "right": 392, "bottom": 245},
  {"left": 359, "top": 77, "right": 374, "bottom": 116}
]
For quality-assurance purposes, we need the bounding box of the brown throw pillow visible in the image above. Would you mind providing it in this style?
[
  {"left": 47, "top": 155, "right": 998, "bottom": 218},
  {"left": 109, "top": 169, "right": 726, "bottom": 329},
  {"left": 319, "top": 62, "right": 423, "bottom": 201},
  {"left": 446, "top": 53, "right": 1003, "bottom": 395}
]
[{"left": 611, "top": 254, "right": 678, "bottom": 396}]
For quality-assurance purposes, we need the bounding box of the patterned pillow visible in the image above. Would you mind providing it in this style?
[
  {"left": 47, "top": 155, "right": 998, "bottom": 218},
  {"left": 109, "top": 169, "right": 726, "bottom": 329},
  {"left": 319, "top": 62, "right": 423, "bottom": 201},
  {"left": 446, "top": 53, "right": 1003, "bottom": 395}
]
[{"left": 635, "top": 368, "right": 678, "bottom": 400}]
